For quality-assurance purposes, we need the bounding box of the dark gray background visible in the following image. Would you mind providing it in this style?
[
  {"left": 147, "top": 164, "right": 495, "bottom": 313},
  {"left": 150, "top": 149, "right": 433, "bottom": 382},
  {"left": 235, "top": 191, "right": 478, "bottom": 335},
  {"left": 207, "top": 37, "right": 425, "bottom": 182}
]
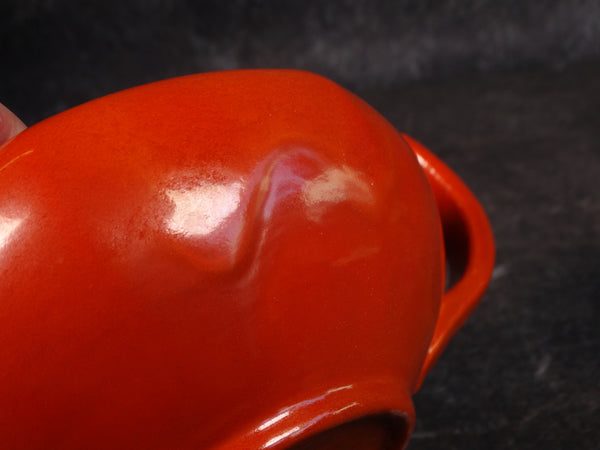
[{"left": 1, "top": 1, "right": 598, "bottom": 448}]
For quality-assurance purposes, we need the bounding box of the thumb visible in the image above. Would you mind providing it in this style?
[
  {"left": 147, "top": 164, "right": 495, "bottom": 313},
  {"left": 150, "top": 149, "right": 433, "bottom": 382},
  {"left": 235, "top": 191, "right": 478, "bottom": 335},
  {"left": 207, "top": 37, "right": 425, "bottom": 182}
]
[{"left": 0, "top": 102, "right": 27, "bottom": 145}]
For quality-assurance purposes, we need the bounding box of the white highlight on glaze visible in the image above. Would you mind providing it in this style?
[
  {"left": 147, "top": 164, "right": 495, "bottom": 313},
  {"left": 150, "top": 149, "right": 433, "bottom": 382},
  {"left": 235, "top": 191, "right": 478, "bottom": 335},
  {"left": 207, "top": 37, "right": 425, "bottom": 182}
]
[
  {"left": 257, "top": 411, "right": 291, "bottom": 431},
  {"left": 261, "top": 400, "right": 360, "bottom": 448},
  {"left": 0, "top": 149, "right": 34, "bottom": 173},
  {"left": 326, "top": 385, "right": 354, "bottom": 394},
  {"left": 257, "top": 385, "right": 355, "bottom": 448},
  {"left": 299, "top": 402, "right": 361, "bottom": 432},
  {"left": 263, "top": 426, "right": 302, "bottom": 448},
  {"left": 166, "top": 182, "right": 243, "bottom": 237},
  {"left": 302, "top": 165, "right": 373, "bottom": 221},
  {"left": 0, "top": 216, "right": 23, "bottom": 249},
  {"left": 332, "top": 402, "right": 360, "bottom": 414}
]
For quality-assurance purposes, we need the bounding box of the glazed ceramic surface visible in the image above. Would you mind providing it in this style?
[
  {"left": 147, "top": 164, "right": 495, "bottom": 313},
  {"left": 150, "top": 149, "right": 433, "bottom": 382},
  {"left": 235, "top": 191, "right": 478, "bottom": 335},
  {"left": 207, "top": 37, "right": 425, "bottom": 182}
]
[{"left": 0, "top": 70, "right": 494, "bottom": 449}]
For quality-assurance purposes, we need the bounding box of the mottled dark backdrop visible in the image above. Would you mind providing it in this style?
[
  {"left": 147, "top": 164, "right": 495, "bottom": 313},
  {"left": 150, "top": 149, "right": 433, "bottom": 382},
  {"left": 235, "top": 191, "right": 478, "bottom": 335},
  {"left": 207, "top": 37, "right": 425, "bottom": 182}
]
[
  {"left": 1, "top": 1, "right": 599, "bottom": 449},
  {"left": 2, "top": 0, "right": 600, "bottom": 122}
]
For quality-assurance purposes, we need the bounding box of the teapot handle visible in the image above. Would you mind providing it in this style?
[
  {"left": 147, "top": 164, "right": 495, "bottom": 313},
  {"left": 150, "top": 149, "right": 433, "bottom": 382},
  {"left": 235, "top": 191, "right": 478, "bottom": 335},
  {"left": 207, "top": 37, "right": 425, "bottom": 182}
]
[{"left": 401, "top": 134, "right": 495, "bottom": 390}]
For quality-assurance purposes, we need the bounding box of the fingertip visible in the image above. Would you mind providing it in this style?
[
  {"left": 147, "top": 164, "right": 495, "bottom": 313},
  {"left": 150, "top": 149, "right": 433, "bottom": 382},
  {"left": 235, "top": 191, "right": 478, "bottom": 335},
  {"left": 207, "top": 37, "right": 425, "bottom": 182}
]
[{"left": 0, "top": 102, "right": 27, "bottom": 145}]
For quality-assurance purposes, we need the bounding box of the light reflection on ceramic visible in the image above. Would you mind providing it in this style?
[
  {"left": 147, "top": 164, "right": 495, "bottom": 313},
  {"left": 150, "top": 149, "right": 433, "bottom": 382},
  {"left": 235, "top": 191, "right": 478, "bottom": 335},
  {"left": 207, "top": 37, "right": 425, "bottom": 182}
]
[
  {"left": 0, "top": 215, "right": 23, "bottom": 249},
  {"left": 166, "top": 182, "right": 244, "bottom": 237},
  {"left": 302, "top": 165, "right": 373, "bottom": 222}
]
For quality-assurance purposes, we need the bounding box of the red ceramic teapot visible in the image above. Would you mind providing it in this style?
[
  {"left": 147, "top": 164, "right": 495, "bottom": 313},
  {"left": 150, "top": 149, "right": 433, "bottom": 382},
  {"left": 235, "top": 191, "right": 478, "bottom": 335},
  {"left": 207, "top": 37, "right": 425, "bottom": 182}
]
[{"left": 0, "top": 70, "right": 494, "bottom": 449}]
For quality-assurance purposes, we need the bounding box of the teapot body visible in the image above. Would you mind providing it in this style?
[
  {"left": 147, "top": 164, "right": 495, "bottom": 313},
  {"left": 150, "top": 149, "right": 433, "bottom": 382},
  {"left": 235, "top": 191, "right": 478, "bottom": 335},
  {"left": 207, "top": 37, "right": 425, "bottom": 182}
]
[{"left": 0, "top": 70, "right": 491, "bottom": 449}]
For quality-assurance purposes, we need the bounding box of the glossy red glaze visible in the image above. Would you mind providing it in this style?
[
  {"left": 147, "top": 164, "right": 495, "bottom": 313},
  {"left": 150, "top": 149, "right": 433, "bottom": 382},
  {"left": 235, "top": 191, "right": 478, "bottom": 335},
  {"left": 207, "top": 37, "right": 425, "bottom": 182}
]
[{"left": 0, "top": 70, "right": 494, "bottom": 449}]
